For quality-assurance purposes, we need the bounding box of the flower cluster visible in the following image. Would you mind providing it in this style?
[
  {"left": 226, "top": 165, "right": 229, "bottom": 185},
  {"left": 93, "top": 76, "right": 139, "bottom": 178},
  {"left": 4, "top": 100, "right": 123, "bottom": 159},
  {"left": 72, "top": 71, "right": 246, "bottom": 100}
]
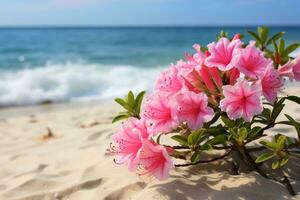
[{"left": 109, "top": 27, "right": 300, "bottom": 191}]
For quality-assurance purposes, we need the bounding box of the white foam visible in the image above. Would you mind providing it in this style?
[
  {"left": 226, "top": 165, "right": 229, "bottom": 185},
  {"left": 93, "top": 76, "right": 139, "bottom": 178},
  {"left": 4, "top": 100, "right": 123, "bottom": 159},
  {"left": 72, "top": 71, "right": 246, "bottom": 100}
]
[{"left": 0, "top": 62, "right": 165, "bottom": 106}]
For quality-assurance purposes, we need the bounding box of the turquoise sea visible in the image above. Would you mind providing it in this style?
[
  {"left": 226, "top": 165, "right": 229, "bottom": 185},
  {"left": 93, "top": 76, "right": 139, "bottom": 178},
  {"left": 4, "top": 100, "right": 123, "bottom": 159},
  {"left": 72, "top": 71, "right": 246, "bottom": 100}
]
[{"left": 0, "top": 26, "right": 299, "bottom": 106}]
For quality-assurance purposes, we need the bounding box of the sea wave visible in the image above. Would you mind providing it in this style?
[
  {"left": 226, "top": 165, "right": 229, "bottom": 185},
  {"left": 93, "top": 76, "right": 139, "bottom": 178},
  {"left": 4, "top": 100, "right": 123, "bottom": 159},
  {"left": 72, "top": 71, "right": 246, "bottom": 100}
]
[{"left": 0, "top": 62, "right": 165, "bottom": 106}]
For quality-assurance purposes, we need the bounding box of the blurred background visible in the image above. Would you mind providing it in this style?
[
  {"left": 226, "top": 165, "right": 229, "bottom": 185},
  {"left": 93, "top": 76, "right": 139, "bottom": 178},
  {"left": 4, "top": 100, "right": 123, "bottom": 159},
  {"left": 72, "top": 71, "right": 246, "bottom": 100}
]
[{"left": 0, "top": 0, "right": 300, "bottom": 107}]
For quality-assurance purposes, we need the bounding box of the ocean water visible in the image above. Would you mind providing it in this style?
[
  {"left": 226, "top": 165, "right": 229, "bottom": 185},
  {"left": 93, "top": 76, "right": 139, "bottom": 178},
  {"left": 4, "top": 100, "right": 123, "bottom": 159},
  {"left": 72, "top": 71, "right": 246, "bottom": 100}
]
[{"left": 0, "top": 26, "right": 300, "bottom": 106}]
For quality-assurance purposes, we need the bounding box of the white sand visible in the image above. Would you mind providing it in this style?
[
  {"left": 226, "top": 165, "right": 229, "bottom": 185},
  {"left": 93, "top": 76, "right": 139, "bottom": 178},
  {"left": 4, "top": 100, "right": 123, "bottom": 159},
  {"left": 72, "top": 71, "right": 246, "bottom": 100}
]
[{"left": 0, "top": 87, "right": 300, "bottom": 200}]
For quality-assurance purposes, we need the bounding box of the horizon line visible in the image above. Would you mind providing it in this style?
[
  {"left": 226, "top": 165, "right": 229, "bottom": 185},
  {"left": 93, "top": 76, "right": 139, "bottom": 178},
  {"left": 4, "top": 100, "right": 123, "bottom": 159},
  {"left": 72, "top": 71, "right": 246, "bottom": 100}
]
[{"left": 0, "top": 24, "right": 300, "bottom": 28}]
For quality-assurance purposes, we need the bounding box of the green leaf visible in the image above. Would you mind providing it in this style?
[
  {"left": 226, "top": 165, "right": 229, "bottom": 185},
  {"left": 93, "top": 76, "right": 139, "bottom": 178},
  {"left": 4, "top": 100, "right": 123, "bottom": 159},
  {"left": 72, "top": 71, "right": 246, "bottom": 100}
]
[
  {"left": 112, "top": 114, "right": 130, "bottom": 123},
  {"left": 279, "top": 39, "right": 285, "bottom": 54},
  {"left": 272, "top": 160, "right": 280, "bottom": 169},
  {"left": 277, "top": 97, "right": 286, "bottom": 105},
  {"left": 115, "top": 98, "right": 132, "bottom": 111},
  {"left": 127, "top": 91, "right": 135, "bottom": 107},
  {"left": 200, "top": 46, "right": 208, "bottom": 52},
  {"left": 248, "top": 127, "right": 262, "bottom": 138},
  {"left": 286, "top": 96, "right": 300, "bottom": 104},
  {"left": 188, "top": 130, "right": 204, "bottom": 146},
  {"left": 204, "top": 126, "right": 227, "bottom": 136},
  {"left": 261, "top": 108, "right": 271, "bottom": 120},
  {"left": 191, "top": 152, "right": 201, "bottom": 164},
  {"left": 260, "top": 141, "right": 279, "bottom": 151},
  {"left": 255, "top": 152, "right": 275, "bottom": 163},
  {"left": 248, "top": 31, "right": 261, "bottom": 44},
  {"left": 273, "top": 40, "right": 279, "bottom": 52},
  {"left": 285, "top": 114, "right": 300, "bottom": 139},
  {"left": 246, "top": 127, "right": 263, "bottom": 143},
  {"left": 276, "top": 135, "right": 286, "bottom": 149},
  {"left": 171, "top": 135, "right": 188, "bottom": 146},
  {"left": 271, "top": 103, "right": 285, "bottom": 121},
  {"left": 282, "top": 43, "right": 300, "bottom": 57},
  {"left": 221, "top": 116, "right": 235, "bottom": 128},
  {"left": 200, "top": 143, "right": 213, "bottom": 151},
  {"left": 134, "top": 91, "right": 146, "bottom": 114},
  {"left": 258, "top": 26, "right": 269, "bottom": 43},
  {"left": 207, "top": 135, "right": 227, "bottom": 146},
  {"left": 280, "top": 157, "right": 289, "bottom": 167},
  {"left": 239, "top": 127, "right": 248, "bottom": 141},
  {"left": 115, "top": 98, "right": 127, "bottom": 107},
  {"left": 217, "top": 30, "right": 228, "bottom": 40},
  {"left": 266, "top": 32, "right": 285, "bottom": 45},
  {"left": 228, "top": 127, "right": 239, "bottom": 140}
]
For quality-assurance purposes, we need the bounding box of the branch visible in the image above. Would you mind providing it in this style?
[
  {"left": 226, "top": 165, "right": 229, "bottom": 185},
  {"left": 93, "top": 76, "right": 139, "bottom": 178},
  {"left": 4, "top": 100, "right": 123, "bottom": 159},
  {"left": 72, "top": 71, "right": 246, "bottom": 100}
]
[
  {"left": 164, "top": 145, "right": 189, "bottom": 149},
  {"left": 175, "top": 150, "right": 232, "bottom": 167},
  {"left": 204, "top": 111, "right": 221, "bottom": 128},
  {"left": 164, "top": 144, "right": 232, "bottom": 150},
  {"left": 247, "top": 146, "right": 266, "bottom": 152}
]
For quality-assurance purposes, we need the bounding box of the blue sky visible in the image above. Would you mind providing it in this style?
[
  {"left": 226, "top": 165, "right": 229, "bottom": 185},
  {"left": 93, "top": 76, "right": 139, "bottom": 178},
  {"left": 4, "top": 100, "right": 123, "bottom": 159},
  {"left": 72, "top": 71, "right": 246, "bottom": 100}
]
[{"left": 1, "top": 0, "right": 300, "bottom": 26}]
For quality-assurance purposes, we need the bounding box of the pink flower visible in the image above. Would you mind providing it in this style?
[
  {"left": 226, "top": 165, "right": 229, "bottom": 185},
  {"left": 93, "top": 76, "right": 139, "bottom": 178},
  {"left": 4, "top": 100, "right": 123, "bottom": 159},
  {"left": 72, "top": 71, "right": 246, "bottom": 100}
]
[
  {"left": 220, "top": 80, "right": 263, "bottom": 122},
  {"left": 111, "top": 118, "right": 149, "bottom": 171},
  {"left": 199, "top": 66, "right": 223, "bottom": 94},
  {"left": 278, "top": 60, "right": 294, "bottom": 80},
  {"left": 228, "top": 68, "right": 240, "bottom": 85},
  {"left": 173, "top": 91, "right": 214, "bottom": 130},
  {"left": 260, "top": 65, "right": 283, "bottom": 104},
  {"left": 179, "top": 44, "right": 205, "bottom": 78},
  {"left": 292, "top": 56, "right": 300, "bottom": 81},
  {"left": 279, "top": 56, "right": 300, "bottom": 81},
  {"left": 182, "top": 65, "right": 223, "bottom": 95},
  {"left": 142, "top": 93, "right": 178, "bottom": 135},
  {"left": 155, "top": 65, "right": 184, "bottom": 96},
  {"left": 191, "top": 44, "right": 206, "bottom": 66},
  {"left": 232, "top": 33, "right": 242, "bottom": 40},
  {"left": 138, "top": 140, "right": 174, "bottom": 180},
  {"left": 233, "top": 41, "right": 271, "bottom": 78},
  {"left": 205, "top": 37, "right": 242, "bottom": 71}
]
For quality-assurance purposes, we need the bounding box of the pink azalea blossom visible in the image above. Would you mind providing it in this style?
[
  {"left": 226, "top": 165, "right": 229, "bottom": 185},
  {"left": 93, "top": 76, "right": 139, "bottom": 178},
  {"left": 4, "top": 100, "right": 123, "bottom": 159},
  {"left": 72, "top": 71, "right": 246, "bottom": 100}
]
[
  {"left": 205, "top": 37, "right": 242, "bottom": 71},
  {"left": 278, "top": 60, "right": 294, "bottom": 80},
  {"left": 180, "top": 45, "right": 223, "bottom": 94},
  {"left": 233, "top": 41, "right": 271, "bottom": 78},
  {"left": 220, "top": 80, "right": 263, "bottom": 122},
  {"left": 182, "top": 62, "right": 223, "bottom": 95},
  {"left": 111, "top": 118, "right": 149, "bottom": 171},
  {"left": 179, "top": 45, "right": 205, "bottom": 77},
  {"left": 191, "top": 44, "right": 206, "bottom": 66},
  {"left": 292, "top": 56, "right": 300, "bottom": 81},
  {"left": 160, "top": 45, "right": 206, "bottom": 94},
  {"left": 199, "top": 66, "right": 223, "bottom": 93},
  {"left": 173, "top": 91, "right": 214, "bottom": 130},
  {"left": 260, "top": 65, "right": 284, "bottom": 104},
  {"left": 232, "top": 33, "right": 242, "bottom": 40},
  {"left": 228, "top": 68, "right": 240, "bottom": 85},
  {"left": 142, "top": 93, "right": 178, "bottom": 135},
  {"left": 156, "top": 65, "right": 184, "bottom": 96},
  {"left": 138, "top": 140, "right": 174, "bottom": 180}
]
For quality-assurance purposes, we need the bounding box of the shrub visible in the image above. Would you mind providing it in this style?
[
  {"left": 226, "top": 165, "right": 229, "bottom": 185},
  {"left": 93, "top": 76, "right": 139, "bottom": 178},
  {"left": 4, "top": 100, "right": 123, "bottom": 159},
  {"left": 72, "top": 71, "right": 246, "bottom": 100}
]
[{"left": 109, "top": 27, "right": 300, "bottom": 195}]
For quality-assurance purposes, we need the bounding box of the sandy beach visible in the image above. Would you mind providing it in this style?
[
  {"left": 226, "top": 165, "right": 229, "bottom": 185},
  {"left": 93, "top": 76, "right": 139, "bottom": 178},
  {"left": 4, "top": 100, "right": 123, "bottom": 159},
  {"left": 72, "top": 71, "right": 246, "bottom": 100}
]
[{"left": 0, "top": 86, "right": 300, "bottom": 200}]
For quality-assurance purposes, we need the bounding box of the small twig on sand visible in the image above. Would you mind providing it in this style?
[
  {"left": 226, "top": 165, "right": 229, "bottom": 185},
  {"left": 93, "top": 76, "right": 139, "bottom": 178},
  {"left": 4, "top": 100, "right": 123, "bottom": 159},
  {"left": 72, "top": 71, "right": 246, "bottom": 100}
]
[
  {"left": 38, "top": 127, "right": 56, "bottom": 140},
  {"left": 80, "top": 121, "right": 100, "bottom": 128},
  {"left": 46, "top": 127, "right": 53, "bottom": 138}
]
